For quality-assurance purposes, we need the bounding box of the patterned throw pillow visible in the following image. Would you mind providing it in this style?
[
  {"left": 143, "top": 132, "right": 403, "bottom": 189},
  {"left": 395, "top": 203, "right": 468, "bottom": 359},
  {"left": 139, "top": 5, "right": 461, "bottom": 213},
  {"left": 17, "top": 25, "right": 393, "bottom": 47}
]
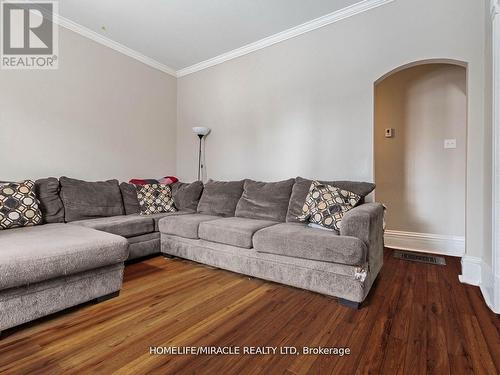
[
  {"left": 0, "top": 180, "right": 42, "bottom": 230},
  {"left": 136, "top": 183, "right": 177, "bottom": 215},
  {"left": 297, "top": 181, "right": 361, "bottom": 231}
]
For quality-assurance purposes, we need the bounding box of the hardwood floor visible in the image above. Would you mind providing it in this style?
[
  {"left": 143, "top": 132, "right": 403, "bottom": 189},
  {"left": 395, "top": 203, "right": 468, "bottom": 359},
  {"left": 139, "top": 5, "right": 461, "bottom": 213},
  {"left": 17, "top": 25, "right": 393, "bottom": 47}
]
[{"left": 0, "top": 249, "right": 498, "bottom": 374}]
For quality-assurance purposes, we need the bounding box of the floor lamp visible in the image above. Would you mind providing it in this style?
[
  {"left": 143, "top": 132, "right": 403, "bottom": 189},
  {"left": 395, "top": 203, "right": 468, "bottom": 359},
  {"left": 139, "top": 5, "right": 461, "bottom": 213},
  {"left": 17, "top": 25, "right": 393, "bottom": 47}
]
[{"left": 192, "top": 127, "right": 211, "bottom": 181}]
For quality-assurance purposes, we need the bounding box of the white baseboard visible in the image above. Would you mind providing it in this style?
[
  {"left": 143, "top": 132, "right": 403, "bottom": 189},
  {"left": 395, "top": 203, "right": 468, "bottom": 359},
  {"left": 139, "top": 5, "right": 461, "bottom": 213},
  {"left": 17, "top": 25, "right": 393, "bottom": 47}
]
[
  {"left": 384, "top": 230, "right": 465, "bottom": 257},
  {"left": 459, "top": 256, "right": 482, "bottom": 285},
  {"left": 460, "top": 256, "right": 500, "bottom": 313}
]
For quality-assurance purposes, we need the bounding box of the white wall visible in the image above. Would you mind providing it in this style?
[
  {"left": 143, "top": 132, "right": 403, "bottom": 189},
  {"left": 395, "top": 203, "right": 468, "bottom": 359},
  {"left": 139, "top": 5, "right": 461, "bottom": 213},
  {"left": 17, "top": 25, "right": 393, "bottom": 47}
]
[
  {"left": 0, "top": 27, "right": 177, "bottom": 182},
  {"left": 375, "top": 64, "right": 466, "bottom": 237},
  {"left": 177, "top": 0, "right": 488, "bottom": 260}
]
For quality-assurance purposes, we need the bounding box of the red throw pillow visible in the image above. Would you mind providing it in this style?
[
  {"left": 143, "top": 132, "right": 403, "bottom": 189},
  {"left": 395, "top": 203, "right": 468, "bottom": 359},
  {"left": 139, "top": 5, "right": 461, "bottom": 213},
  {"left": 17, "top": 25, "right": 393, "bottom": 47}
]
[
  {"left": 129, "top": 176, "right": 178, "bottom": 186},
  {"left": 158, "top": 176, "right": 179, "bottom": 184},
  {"left": 129, "top": 178, "right": 159, "bottom": 185}
]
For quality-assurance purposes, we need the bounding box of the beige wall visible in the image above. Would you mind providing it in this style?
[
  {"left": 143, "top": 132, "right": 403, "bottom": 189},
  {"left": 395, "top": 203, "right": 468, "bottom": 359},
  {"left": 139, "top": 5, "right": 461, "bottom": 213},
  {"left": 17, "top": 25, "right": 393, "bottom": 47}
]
[
  {"left": 0, "top": 0, "right": 491, "bottom": 264},
  {"left": 374, "top": 64, "right": 466, "bottom": 236},
  {"left": 0, "top": 27, "right": 177, "bottom": 182},
  {"left": 177, "top": 0, "right": 488, "bottom": 259}
]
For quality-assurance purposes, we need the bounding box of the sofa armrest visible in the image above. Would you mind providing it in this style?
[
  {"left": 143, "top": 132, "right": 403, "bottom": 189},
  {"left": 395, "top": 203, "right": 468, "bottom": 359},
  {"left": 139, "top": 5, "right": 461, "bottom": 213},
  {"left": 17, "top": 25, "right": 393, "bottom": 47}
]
[
  {"left": 340, "top": 203, "right": 383, "bottom": 244},
  {"left": 340, "top": 203, "right": 384, "bottom": 274}
]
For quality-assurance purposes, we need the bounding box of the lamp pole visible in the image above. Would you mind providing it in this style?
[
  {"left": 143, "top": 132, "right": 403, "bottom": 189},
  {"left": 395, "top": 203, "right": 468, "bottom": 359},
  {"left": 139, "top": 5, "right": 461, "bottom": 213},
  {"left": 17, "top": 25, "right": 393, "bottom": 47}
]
[
  {"left": 197, "top": 134, "right": 203, "bottom": 181},
  {"left": 192, "top": 126, "right": 210, "bottom": 182}
]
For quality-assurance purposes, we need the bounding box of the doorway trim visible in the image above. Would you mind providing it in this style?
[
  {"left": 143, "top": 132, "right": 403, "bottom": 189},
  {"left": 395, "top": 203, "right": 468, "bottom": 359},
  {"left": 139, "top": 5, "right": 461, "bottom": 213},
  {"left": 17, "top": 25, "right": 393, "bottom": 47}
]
[
  {"left": 373, "top": 59, "right": 468, "bottom": 258},
  {"left": 488, "top": 0, "right": 500, "bottom": 313}
]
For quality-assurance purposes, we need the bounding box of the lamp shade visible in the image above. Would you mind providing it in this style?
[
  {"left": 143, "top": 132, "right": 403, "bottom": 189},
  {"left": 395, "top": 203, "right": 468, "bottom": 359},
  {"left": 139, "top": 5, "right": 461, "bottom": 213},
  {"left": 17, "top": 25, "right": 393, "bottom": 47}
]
[{"left": 192, "top": 126, "right": 211, "bottom": 136}]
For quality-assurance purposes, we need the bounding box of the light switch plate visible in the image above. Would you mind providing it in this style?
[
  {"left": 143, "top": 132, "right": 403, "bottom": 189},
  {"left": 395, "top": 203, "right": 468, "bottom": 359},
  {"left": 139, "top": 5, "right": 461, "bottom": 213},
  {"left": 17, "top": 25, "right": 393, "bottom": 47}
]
[
  {"left": 444, "top": 139, "right": 457, "bottom": 149},
  {"left": 385, "top": 128, "right": 394, "bottom": 138}
]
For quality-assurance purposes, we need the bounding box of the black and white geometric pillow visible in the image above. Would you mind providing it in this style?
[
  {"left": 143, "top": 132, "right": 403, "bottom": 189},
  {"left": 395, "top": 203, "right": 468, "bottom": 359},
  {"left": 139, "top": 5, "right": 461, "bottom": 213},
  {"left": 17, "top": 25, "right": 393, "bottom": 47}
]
[
  {"left": 297, "top": 180, "right": 360, "bottom": 231},
  {"left": 0, "top": 180, "right": 42, "bottom": 230},
  {"left": 136, "top": 183, "right": 177, "bottom": 215}
]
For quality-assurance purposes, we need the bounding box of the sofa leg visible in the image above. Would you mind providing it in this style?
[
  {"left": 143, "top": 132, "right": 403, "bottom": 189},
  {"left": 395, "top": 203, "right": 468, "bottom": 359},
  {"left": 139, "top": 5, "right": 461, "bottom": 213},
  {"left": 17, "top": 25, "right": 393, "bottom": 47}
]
[
  {"left": 95, "top": 291, "right": 119, "bottom": 303},
  {"left": 338, "top": 298, "right": 360, "bottom": 310}
]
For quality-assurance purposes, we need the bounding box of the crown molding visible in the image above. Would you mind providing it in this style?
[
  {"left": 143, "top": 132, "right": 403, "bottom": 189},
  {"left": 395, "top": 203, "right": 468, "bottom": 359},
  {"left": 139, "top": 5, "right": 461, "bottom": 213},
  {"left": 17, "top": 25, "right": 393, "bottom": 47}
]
[
  {"left": 27, "top": 0, "right": 394, "bottom": 78},
  {"left": 28, "top": 2, "right": 177, "bottom": 76},
  {"left": 57, "top": 16, "right": 177, "bottom": 76},
  {"left": 177, "top": 0, "right": 395, "bottom": 77}
]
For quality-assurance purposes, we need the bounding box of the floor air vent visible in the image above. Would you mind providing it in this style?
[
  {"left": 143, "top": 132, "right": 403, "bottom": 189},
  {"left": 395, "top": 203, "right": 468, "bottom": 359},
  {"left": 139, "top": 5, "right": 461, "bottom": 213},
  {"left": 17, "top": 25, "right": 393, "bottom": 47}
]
[{"left": 393, "top": 250, "right": 446, "bottom": 265}]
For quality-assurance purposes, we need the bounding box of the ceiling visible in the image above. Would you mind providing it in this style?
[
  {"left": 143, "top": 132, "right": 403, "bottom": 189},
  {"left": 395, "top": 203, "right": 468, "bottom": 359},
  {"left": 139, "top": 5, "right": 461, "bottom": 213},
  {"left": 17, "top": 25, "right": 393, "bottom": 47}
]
[{"left": 59, "top": 0, "right": 361, "bottom": 71}]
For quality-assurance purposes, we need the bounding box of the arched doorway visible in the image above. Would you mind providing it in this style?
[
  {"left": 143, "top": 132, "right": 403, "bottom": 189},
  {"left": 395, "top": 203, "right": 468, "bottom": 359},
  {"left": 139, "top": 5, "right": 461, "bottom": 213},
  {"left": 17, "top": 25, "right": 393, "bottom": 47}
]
[{"left": 374, "top": 61, "right": 467, "bottom": 256}]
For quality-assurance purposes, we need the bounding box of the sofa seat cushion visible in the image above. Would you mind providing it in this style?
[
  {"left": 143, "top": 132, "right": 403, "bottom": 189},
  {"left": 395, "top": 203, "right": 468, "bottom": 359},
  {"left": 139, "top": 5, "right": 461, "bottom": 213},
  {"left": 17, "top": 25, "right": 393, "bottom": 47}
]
[
  {"left": 253, "top": 223, "right": 366, "bottom": 266},
  {"left": 158, "top": 213, "right": 220, "bottom": 239},
  {"left": 199, "top": 217, "right": 278, "bottom": 249},
  {"left": 71, "top": 215, "right": 154, "bottom": 238},
  {"left": 131, "top": 210, "right": 195, "bottom": 231},
  {"left": 0, "top": 223, "right": 128, "bottom": 290}
]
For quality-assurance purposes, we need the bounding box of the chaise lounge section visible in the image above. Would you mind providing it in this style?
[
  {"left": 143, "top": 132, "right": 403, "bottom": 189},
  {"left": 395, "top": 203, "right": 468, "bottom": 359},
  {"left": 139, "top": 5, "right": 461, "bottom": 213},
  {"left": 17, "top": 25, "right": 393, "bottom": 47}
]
[{"left": 0, "top": 223, "right": 128, "bottom": 333}]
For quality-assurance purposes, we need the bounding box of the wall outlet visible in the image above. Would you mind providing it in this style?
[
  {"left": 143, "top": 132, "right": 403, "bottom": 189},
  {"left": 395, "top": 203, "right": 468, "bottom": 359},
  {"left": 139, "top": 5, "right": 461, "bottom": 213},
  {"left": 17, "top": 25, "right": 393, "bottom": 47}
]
[
  {"left": 385, "top": 128, "right": 394, "bottom": 138},
  {"left": 444, "top": 139, "right": 457, "bottom": 149}
]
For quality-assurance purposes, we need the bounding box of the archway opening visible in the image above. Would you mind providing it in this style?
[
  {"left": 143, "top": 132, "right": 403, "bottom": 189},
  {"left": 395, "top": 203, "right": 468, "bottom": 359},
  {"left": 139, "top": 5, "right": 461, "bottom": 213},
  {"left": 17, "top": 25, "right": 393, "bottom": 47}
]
[{"left": 374, "top": 62, "right": 467, "bottom": 255}]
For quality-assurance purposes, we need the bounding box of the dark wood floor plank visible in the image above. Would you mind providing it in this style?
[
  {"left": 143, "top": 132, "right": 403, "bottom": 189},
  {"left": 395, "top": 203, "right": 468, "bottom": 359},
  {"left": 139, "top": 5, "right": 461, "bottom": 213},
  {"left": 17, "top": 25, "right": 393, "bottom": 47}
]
[
  {"left": 461, "top": 314, "right": 498, "bottom": 375},
  {"left": 114, "top": 284, "right": 279, "bottom": 375},
  {"left": 0, "top": 266, "right": 234, "bottom": 373},
  {"left": 379, "top": 258, "right": 414, "bottom": 374},
  {"left": 444, "top": 258, "right": 498, "bottom": 375},
  {"left": 318, "top": 251, "right": 408, "bottom": 375},
  {"left": 66, "top": 278, "right": 270, "bottom": 373},
  {"left": 0, "top": 250, "right": 497, "bottom": 375},
  {"left": 402, "top": 263, "right": 428, "bottom": 375},
  {"left": 438, "top": 258, "right": 476, "bottom": 375},
  {"left": 464, "top": 284, "right": 500, "bottom": 371},
  {"left": 256, "top": 294, "right": 347, "bottom": 375},
  {"left": 354, "top": 257, "right": 410, "bottom": 375},
  {"left": 148, "top": 286, "right": 308, "bottom": 375},
  {"left": 425, "top": 266, "right": 451, "bottom": 375}
]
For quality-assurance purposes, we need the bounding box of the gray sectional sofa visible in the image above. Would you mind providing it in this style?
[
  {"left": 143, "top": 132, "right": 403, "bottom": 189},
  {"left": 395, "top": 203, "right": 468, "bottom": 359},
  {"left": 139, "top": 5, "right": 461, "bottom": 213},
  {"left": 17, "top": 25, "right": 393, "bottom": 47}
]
[
  {"left": 160, "top": 178, "right": 384, "bottom": 309},
  {"left": 0, "top": 175, "right": 383, "bottom": 335}
]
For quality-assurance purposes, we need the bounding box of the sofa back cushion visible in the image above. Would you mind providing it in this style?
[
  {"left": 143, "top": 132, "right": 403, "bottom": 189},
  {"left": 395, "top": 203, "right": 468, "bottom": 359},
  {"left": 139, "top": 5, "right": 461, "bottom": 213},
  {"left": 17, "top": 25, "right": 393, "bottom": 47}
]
[
  {"left": 235, "top": 179, "right": 295, "bottom": 222},
  {"left": 120, "top": 182, "right": 140, "bottom": 215},
  {"left": 286, "top": 177, "right": 375, "bottom": 223},
  {"left": 35, "top": 178, "right": 65, "bottom": 223},
  {"left": 197, "top": 180, "right": 244, "bottom": 217},
  {"left": 60, "top": 176, "right": 124, "bottom": 222},
  {"left": 171, "top": 181, "right": 204, "bottom": 211}
]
